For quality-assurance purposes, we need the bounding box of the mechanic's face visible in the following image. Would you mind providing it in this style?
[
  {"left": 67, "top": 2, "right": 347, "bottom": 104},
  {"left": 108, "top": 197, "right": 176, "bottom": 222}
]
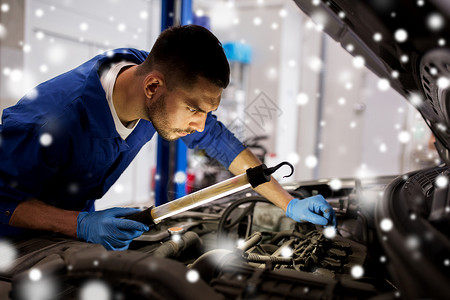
[{"left": 146, "top": 76, "right": 222, "bottom": 141}]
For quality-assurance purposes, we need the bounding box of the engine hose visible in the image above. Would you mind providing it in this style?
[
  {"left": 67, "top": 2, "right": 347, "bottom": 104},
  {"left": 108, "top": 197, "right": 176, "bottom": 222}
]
[
  {"left": 270, "top": 230, "right": 296, "bottom": 244},
  {"left": 217, "top": 192, "right": 303, "bottom": 237},
  {"left": 243, "top": 252, "right": 293, "bottom": 265},
  {"left": 153, "top": 231, "right": 202, "bottom": 258},
  {"left": 217, "top": 197, "right": 272, "bottom": 241},
  {"left": 237, "top": 232, "right": 263, "bottom": 252}
]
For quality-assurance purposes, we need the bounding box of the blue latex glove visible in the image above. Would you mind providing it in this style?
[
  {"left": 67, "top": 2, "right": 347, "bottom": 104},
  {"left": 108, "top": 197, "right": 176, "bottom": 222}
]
[
  {"left": 286, "top": 195, "right": 337, "bottom": 227},
  {"left": 77, "top": 207, "right": 149, "bottom": 251}
]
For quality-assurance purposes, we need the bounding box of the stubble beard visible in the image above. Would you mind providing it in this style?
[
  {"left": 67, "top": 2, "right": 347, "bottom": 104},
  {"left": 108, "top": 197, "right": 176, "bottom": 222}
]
[{"left": 147, "top": 94, "right": 192, "bottom": 141}]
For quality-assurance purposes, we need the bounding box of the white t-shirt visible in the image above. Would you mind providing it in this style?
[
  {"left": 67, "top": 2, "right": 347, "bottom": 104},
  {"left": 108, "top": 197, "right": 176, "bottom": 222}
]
[{"left": 100, "top": 61, "right": 139, "bottom": 140}]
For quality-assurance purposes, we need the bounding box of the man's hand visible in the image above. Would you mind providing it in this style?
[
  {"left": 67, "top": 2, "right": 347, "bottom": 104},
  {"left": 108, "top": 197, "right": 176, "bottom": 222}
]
[
  {"left": 77, "top": 207, "right": 149, "bottom": 251},
  {"left": 286, "top": 195, "right": 337, "bottom": 227}
]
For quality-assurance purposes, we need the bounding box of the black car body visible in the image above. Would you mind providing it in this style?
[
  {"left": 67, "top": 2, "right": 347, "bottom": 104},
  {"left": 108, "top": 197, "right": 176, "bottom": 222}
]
[{"left": 293, "top": 0, "right": 450, "bottom": 298}]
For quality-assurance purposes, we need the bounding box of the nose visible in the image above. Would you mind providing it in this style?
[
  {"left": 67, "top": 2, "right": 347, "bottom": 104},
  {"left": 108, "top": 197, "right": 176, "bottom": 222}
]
[{"left": 189, "top": 113, "right": 207, "bottom": 132}]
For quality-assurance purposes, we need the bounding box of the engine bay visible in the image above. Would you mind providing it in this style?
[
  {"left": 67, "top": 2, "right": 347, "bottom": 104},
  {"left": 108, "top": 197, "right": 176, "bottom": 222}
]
[{"left": 4, "top": 166, "right": 448, "bottom": 299}]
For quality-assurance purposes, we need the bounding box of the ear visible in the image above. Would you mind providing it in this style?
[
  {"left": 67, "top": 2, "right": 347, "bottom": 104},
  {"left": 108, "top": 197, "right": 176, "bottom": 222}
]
[{"left": 143, "top": 71, "right": 165, "bottom": 99}]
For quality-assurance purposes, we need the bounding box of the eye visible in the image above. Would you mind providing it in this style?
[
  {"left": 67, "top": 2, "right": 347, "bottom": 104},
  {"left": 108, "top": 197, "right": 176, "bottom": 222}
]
[{"left": 188, "top": 107, "right": 197, "bottom": 113}]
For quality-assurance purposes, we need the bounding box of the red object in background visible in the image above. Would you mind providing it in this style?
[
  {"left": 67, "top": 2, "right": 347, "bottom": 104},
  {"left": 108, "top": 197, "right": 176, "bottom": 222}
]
[
  {"left": 186, "top": 172, "right": 195, "bottom": 194},
  {"left": 151, "top": 167, "right": 195, "bottom": 195},
  {"left": 151, "top": 167, "right": 156, "bottom": 191}
]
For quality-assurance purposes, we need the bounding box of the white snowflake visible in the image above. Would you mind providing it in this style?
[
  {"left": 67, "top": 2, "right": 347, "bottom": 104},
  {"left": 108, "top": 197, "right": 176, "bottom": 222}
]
[
  {"left": 174, "top": 171, "right": 187, "bottom": 184},
  {"left": 328, "top": 179, "right": 342, "bottom": 191},
  {"left": 305, "top": 155, "right": 318, "bottom": 168},
  {"left": 186, "top": 269, "right": 200, "bottom": 283},
  {"left": 79, "top": 22, "right": 89, "bottom": 31},
  {"left": 3, "top": 67, "right": 11, "bottom": 76},
  {"left": 0, "top": 241, "right": 17, "bottom": 271},
  {"left": 113, "top": 183, "right": 124, "bottom": 194},
  {"left": 394, "top": 29, "right": 408, "bottom": 43},
  {"left": 346, "top": 44, "right": 354, "bottom": 52},
  {"left": 308, "top": 57, "right": 323, "bottom": 72},
  {"left": 391, "top": 70, "right": 399, "bottom": 78},
  {"left": 35, "top": 31, "right": 45, "bottom": 40},
  {"left": 281, "top": 247, "right": 293, "bottom": 257},
  {"left": 427, "top": 13, "right": 444, "bottom": 31},
  {"left": 408, "top": 93, "right": 423, "bottom": 107},
  {"left": 377, "top": 78, "right": 390, "bottom": 91},
  {"left": 338, "top": 97, "right": 346, "bottom": 105},
  {"left": 39, "top": 133, "right": 53, "bottom": 147},
  {"left": 287, "top": 152, "right": 301, "bottom": 165},
  {"left": 195, "top": 9, "right": 204, "bottom": 17},
  {"left": 324, "top": 226, "right": 336, "bottom": 239},
  {"left": 0, "top": 23, "right": 6, "bottom": 39},
  {"left": 23, "top": 44, "right": 32, "bottom": 53},
  {"left": 26, "top": 88, "right": 39, "bottom": 100},
  {"left": 267, "top": 67, "right": 277, "bottom": 79},
  {"left": 401, "top": 54, "right": 409, "bottom": 63},
  {"left": 406, "top": 236, "right": 420, "bottom": 250},
  {"left": 438, "top": 38, "right": 446, "bottom": 46},
  {"left": 437, "top": 77, "right": 449, "bottom": 89},
  {"left": 435, "top": 175, "right": 448, "bottom": 188},
  {"left": 436, "top": 123, "right": 447, "bottom": 132},
  {"left": 80, "top": 280, "right": 111, "bottom": 300},
  {"left": 379, "top": 143, "right": 387, "bottom": 153},
  {"left": 379, "top": 256, "right": 387, "bottom": 263},
  {"left": 29, "top": 268, "right": 42, "bottom": 281},
  {"left": 35, "top": 9, "right": 44, "bottom": 18},
  {"left": 1, "top": 3, "right": 10, "bottom": 13},
  {"left": 296, "top": 93, "right": 309, "bottom": 106},
  {"left": 351, "top": 265, "right": 364, "bottom": 279},
  {"left": 279, "top": 9, "right": 287, "bottom": 18},
  {"left": 172, "top": 234, "right": 181, "bottom": 242},
  {"left": 117, "top": 23, "right": 126, "bottom": 32},
  {"left": 271, "top": 22, "right": 278, "bottom": 30},
  {"left": 373, "top": 32, "right": 382, "bottom": 42},
  {"left": 352, "top": 56, "right": 365, "bottom": 69},
  {"left": 398, "top": 131, "right": 411, "bottom": 143},
  {"left": 10, "top": 69, "right": 23, "bottom": 82},
  {"left": 253, "top": 17, "right": 262, "bottom": 26},
  {"left": 139, "top": 10, "right": 148, "bottom": 19},
  {"left": 380, "top": 218, "right": 393, "bottom": 232}
]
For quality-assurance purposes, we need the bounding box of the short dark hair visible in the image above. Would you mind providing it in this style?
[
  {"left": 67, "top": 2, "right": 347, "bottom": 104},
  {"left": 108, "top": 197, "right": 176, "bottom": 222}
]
[{"left": 137, "top": 25, "right": 230, "bottom": 90}]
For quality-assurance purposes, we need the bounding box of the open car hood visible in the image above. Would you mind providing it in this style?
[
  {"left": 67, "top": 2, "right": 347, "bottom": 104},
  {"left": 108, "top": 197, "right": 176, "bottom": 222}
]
[{"left": 293, "top": 0, "right": 450, "bottom": 163}]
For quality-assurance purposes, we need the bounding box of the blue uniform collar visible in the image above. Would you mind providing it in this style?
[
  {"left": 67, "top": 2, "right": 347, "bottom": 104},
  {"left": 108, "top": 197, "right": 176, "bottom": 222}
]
[{"left": 81, "top": 48, "right": 149, "bottom": 139}]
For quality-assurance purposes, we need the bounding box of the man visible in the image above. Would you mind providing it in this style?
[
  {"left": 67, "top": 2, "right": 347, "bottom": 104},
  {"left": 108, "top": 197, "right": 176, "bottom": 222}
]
[{"left": 0, "top": 25, "right": 335, "bottom": 251}]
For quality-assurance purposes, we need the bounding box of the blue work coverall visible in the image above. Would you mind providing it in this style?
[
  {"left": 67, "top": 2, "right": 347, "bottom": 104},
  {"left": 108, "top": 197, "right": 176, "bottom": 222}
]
[{"left": 0, "top": 48, "right": 245, "bottom": 237}]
